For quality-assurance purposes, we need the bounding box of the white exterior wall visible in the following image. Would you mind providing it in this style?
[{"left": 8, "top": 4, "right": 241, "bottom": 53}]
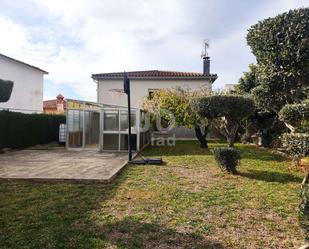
[
  {"left": 97, "top": 79, "right": 212, "bottom": 108},
  {"left": 0, "top": 57, "right": 45, "bottom": 113}
]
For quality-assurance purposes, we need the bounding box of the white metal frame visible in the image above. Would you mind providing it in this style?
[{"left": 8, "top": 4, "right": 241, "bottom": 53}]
[{"left": 66, "top": 99, "right": 149, "bottom": 152}]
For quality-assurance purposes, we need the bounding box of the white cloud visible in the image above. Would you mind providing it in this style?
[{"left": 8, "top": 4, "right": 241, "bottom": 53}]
[{"left": 0, "top": 0, "right": 308, "bottom": 100}]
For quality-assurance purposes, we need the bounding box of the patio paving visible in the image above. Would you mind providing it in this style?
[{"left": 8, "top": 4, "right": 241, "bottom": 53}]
[{"left": 0, "top": 148, "right": 129, "bottom": 183}]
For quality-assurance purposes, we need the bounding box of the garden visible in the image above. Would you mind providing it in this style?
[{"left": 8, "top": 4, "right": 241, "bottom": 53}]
[
  {"left": 0, "top": 141, "right": 306, "bottom": 248},
  {"left": 0, "top": 7, "right": 308, "bottom": 249}
]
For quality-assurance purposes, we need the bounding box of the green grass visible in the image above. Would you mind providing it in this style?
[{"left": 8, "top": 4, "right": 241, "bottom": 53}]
[{"left": 0, "top": 141, "right": 306, "bottom": 248}]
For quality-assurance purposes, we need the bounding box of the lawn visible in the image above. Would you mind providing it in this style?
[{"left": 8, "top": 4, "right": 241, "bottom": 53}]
[{"left": 0, "top": 141, "right": 307, "bottom": 248}]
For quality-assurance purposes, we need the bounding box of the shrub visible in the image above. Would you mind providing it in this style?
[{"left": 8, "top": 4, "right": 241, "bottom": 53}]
[
  {"left": 0, "top": 110, "right": 65, "bottom": 149},
  {"left": 213, "top": 147, "right": 241, "bottom": 174},
  {"left": 300, "top": 182, "right": 309, "bottom": 242},
  {"left": 281, "top": 133, "right": 309, "bottom": 157},
  {"left": 279, "top": 101, "right": 309, "bottom": 132}
]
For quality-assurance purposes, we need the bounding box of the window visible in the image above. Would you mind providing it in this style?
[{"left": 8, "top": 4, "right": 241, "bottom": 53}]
[
  {"left": 104, "top": 110, "right": 119, "bottom": 131},
  {"left": 148, "top": 89, "right": 158, "bottom": 99}
]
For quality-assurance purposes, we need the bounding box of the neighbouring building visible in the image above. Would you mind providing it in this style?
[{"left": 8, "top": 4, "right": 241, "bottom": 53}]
[
  {"left": 0, "top": 53, "right": 48, "bottom": 113},
  {"left": 43, "top": 94, "right": 66, "bottom": 114},
  {"left": 223, "top": 84, "right": 237, "bottom": 94}
]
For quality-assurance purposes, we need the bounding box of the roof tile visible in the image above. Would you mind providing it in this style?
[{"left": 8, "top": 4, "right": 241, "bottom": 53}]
[{"left": 92, "top": 70, "right": 217, "bottom": 80}]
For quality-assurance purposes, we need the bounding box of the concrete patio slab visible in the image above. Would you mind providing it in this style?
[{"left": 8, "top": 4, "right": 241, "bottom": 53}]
[{"left": 0, "top": 149, "right": 129, "bottom": 183}]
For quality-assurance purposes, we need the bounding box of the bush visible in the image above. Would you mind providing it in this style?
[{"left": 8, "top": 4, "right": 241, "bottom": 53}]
[
  {"left": 0, "top": 111, "right": 65, "bottom": 149},
  {"left": 213, "top": 147, "right": 241, "bottom": 174},
  {"left": 300, "top": 182, "right": 309, "bottom": 242},
  {"left": 279, "top": 101, "right": 309, "bottom": 132},
  {"left": 281, "top": 133, "right": 309, "bottom": 157}
]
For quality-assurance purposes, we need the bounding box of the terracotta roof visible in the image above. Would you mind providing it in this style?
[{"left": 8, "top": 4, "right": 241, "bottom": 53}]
[
  {"left": 0, "top": 53, "right": 48, "bottom": 74},
  {"left": 92, "top": 70, "right": 217, "bottom": 81},
  {"left": 43, "top": 99, "right": 67, "bottom": 109}
]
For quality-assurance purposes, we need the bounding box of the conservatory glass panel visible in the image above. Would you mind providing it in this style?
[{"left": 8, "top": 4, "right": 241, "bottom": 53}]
[
  {"left": 104, "top": 111, "right": 119, "bottom": 131},
  {"left": 67, "top": 110, "right": 83, "bottom": 148},
  {"left": 84, "top": 111, "right": 100, "bottom": 149},
  {"left": 103, "top": 134, "right": 119, "bottom": 150},
  {"left": 120, "top": 111, "right": 136, "bottom": 132},
  {"left": 120, "top": 134, "right": 137, "bottom": 151}
]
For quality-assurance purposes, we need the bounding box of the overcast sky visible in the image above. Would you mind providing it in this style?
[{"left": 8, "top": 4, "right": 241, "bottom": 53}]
[{"left": 0, "top": 0, "right": 308, "bottom": 101}]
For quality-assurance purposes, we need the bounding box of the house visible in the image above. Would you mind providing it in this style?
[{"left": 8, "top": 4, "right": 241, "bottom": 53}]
[
  {"left": 223, "top": 84, "right": 237, "bottom": 94},
  {"left": 91, "top": 56, "right": 217, "bottom": 108},
  {"left": 91, "top": 56, "right": 217, "bottom": 139},
  {"left": 43, "top": 94, "right": 66, "bottom": 114},
  {"left": 65, "top": 54, "right": 217, "bottom": 152},
  {"left": 0, "top": 53, "right": 48, "bottom": 113}
]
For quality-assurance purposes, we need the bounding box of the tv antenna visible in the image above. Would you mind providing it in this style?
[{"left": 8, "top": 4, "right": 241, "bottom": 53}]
[{"left": 201, "top": 39, "right": 209, "bottom": 58}]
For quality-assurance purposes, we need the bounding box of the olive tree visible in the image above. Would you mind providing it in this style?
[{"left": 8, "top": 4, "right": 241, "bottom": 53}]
[
  {"left": 142, "top": 87, "right": 210, "bottom": 148},
  {"left": 194, "top": 95, "right": 255, "bottom": 147},
  {"left": 279, "top": 100, "right": 309, "bottom": 133}
]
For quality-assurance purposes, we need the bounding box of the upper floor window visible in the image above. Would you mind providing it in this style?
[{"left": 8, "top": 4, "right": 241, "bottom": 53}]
[{"left": 148, "top": 89, "right": 158, "bottom": 99}]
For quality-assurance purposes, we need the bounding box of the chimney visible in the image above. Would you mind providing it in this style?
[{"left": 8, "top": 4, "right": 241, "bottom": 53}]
[{"left": 203, "top": 56, "right": 210, "bottom": 74}]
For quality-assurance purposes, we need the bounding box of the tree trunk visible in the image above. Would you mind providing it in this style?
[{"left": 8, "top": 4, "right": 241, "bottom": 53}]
[
  {"left": 194, "top": 125, "right": 208, "bottom": 148},
  {"left": 298, "top": 244, "right": 309, "bottom": 249},
  {"left": 227, "top": 136, "right": 235, "bottom": 147},
  {"left": 302, "top": 170, "right": 309, "bottom": 186},
  {"left": 226, "top": 123, "right": 239, "bottom": 147}
]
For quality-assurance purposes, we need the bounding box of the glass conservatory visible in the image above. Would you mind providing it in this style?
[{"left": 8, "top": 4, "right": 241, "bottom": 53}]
[{"left": 66, "top": 99, "right": 151, "bottom": 152}]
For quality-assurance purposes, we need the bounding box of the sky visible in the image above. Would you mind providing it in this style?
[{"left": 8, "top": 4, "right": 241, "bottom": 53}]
[{"left": 0, "top": 0, "right": 308, "bottom": 101}]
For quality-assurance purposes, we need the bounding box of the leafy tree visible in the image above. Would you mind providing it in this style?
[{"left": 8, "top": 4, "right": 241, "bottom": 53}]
[
  {"left": 0, "top": 79, "right": 14, "bottom": 103},
  {"left": 194, "top": 95, "right": 255, "bottom": 147},
  {"left": 247, "top": 8, "right": 309, "bottom": 113},
  {"left": 237, "top": 64, "right": 259, "bottom": 94},
  {"left": 142, "top": 87, "right": 211, "bottom": 148}
]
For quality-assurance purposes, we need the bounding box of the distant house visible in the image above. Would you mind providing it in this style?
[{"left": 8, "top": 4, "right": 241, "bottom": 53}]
[
  {"left": 43, "top": 94, "right": 66, "bottom": 114},
  {"left": 0, "top": 53, "right": 48, "bottom": 113},
  {"left": 91, "top": 57, "right": 217, "bottom": 108},
  {"left": 223, "top": 84, "right": 237, "bottom": 94}
]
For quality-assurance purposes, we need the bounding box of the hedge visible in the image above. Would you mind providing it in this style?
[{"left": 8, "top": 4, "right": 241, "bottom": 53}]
[
  {"left": 280, "top": 133, "right": 309, "bottom": 157},
  {"left": 0, "top": 110, "right": 65, "bottom": 149}
]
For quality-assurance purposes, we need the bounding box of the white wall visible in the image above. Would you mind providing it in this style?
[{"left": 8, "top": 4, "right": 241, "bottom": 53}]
[
  {"left": 97, "top": 79, "right": 212, "bottom": 108},
  {"left": 0, "top": 57, "right": 45, "bottom": 113}
]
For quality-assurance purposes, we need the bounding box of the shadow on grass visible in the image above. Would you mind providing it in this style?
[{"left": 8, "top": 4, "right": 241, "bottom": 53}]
[
  {"left": 142, "top": 141, "right": 213, "bottom": 157},
  {"left": 238, "top": 169, "right": 303, "bottom": 184},
  {"left": 0, "top": 167, "right": 224, "bottom": 249},
  {"left": 99, "top": 217, "right": 225, "bottom": 249},
  {"left": 240, "top": 148, "right": 286, "bottom": 162}
]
